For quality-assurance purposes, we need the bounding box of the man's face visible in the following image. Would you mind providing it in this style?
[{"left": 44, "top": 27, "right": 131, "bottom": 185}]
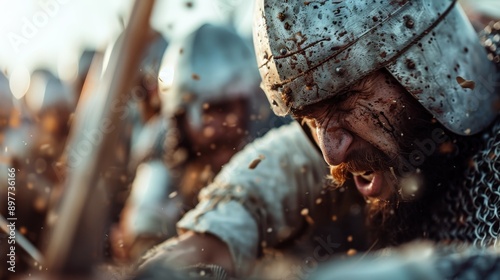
[{"left": 294, "top": 71, "right": 432, "bottom": 200}]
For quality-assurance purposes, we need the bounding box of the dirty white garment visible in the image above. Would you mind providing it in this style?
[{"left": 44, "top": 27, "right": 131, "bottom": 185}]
[{"left": 177, "top": 121, "right": 329, "bottom": 276}]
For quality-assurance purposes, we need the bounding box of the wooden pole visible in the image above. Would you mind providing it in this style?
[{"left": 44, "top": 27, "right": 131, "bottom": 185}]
[{"left": 44, "top": 0, "right": 156, "bottom": 273}]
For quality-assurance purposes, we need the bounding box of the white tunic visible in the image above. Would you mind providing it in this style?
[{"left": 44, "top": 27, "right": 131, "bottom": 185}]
[{"left": 176, "top": 121, "right": 329, "bottom": 276}]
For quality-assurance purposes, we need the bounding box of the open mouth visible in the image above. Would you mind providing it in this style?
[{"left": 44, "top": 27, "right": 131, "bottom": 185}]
[{"left": 352, "top": 170, "right": 383, "bottom": 198}]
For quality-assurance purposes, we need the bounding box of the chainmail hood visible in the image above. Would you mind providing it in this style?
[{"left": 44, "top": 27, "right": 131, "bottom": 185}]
[{"left": 429, "top": 117, "right": 500, "bottom": 245}]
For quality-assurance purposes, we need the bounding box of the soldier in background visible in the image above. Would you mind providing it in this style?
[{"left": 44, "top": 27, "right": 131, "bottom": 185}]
[
  {"left": 0, "top": 68, "right": 75, "bottom": 276},
  {"left": 110, "top": 23, "right": 278, "bottom": 262}
]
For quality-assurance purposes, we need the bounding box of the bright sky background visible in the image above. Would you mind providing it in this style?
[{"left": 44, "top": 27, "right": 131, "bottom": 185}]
[
  {"left": 0, "top": 0, "right": 255, "bottom": 97},
  {"left": 1, "top": 0, "right": 498, "bottom": 75},
  {"left": 1, "top": 0, "right": 498, "bottom": 99}
]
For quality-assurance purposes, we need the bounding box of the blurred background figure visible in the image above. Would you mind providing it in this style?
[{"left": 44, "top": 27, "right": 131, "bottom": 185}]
[
  {"left": 24, "top": 68, "right": 76, "bottom": 161},
  {"left": 0, "top": 68, "right": 75, "bottom": 277},
  {"left": 0, "top": 1, "right": 286, "bottom": 278},
  {"left": 0, "top": 72, "right": 15, "bottom": 279},
  {"left": 110, "top": 23, "right": 280, "bottom": 262},
  {"left": 22, "top": 68, "right": 76, "bottom": 232}
]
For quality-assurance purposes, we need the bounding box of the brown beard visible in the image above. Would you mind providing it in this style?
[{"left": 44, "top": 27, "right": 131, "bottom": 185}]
[
  {"left": 359, "top": 128, "right": 483, "bottom": 247},
  {"left": 315, "top": 69, "right": 486, "bottom": 246},
  {"left": 329, "top": 147, "right": 397, "bottom": 186},
  {"left": 325, "top": 112, "right": 453, "bottom": 246}
]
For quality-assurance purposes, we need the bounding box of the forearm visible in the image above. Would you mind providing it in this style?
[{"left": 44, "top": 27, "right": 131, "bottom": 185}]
[{"left": 176, "top": 200, "right": 259, "bottom": 277}]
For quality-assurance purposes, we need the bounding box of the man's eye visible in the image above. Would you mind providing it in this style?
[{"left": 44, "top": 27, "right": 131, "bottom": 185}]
[{"left": 330, "top": 92, "right": 351, "bottom": 105}]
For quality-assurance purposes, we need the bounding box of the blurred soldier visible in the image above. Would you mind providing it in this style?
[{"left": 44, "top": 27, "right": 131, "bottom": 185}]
[
  {"left": 0, "top": 68, "right": 75, "bottom": 275},
  {"left": 158, "top": 23, "right": 260, "bottom": 206},
  {"left": 22, "top": 68, "right": 75, "bottom": 234},
  {"left": 110, "top": 24, "right": 267, "bottom": 261},
  {"left": 0, "top": 72, "right": 14, "bottom": 280},
  {"left": 25, "top": 69, "right": 75, "bottom": 161},
  {"left": 23, "top": 69, "right": 76, "bottom": 213}
]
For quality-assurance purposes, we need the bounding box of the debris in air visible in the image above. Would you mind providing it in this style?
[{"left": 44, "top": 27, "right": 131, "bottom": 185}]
[
  {"left": 456, "top": 76, "right": 475, "bottom": 90},
  {"left": 248, "top": 154, "right": 266, "bottom": 169}
]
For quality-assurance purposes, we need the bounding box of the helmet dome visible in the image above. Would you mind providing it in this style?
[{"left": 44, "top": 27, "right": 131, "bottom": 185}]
[
  {"left": 158, "top": 24, "right": 261, "bottom": 128},
  {"left": 254, "top": 0, "right": 499, "bottom": 135}
]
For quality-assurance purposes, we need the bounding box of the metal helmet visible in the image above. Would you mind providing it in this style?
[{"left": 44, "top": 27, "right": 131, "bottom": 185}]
[
  {"left": 103, "top": 29, "right": 168, "bottom": 92},
  {"left": 158, "top": 23, "right": 261, "bottom": 128},
  {"left": 138, "top": 31, "right": 169, "bottom": 94},
  {"left": 254, "top": 0, "right": 500, "bottom": 135}
]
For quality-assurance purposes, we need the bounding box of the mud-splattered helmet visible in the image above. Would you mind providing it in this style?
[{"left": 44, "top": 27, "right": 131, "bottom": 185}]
[
  {"left": 254, "top": 0, "right": 499, "bottom": 135},
  {"left": 158, "top": 23, "right": 261, "bottom": 128}
]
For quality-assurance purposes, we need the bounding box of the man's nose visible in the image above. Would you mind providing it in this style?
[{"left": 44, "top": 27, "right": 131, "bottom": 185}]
[{"left": 316, "top": 121, "right": 353, "bottom": 166}]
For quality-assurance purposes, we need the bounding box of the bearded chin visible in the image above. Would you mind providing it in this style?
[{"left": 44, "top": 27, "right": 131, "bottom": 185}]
[
  {"left": 329, "top": 162, "right": 429, "bottom": 246},
  {"left": 333, "top": 140, "right": 468, "bottom": 247}
]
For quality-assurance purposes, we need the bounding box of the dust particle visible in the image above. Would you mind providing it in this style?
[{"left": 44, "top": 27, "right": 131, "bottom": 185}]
[
  {"left": 248, "top": 154, "right": 266, "bottom": 169},
  {"left": 300, "top": 208, "right": 309, "bottom": 216},
  {"left": 456, "top": 76, "right": 475, "bottom": 90}
]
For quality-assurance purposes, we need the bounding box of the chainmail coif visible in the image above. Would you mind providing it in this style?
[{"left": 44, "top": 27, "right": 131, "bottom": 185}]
[{"left": 431, "top": 118, "right": 500, "bottom": 246}]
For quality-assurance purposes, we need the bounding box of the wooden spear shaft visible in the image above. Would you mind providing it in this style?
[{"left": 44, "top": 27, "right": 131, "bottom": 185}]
[{"left": 44, "top": 0, "right": 156, "bottom": 273}]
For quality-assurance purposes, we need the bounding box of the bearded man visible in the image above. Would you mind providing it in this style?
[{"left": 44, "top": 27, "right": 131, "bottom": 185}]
[{"left": 136, "top": 1, "right": 500, "bottom": 279}]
